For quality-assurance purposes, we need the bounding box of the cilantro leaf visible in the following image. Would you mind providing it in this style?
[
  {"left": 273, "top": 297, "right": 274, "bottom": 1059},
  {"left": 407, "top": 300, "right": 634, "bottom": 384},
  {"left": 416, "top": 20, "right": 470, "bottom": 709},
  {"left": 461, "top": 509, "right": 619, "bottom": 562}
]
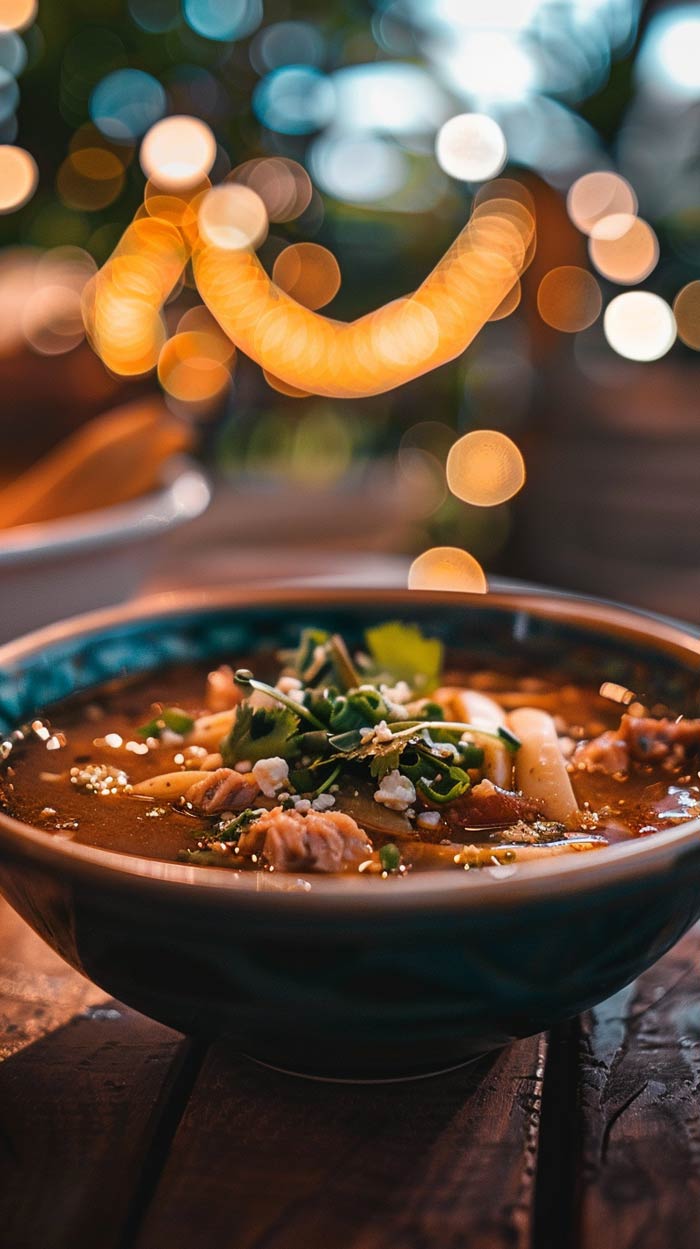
[
  {"left": 221, "top": 703, "right": 300, "bottom": 766},
  {"left": 364, "top": 621, "right": 443, "bottom": 693}
]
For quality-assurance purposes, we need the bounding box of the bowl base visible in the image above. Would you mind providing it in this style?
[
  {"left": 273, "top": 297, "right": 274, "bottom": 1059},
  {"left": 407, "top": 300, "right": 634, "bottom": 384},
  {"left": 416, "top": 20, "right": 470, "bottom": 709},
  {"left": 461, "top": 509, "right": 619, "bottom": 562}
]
[{"left": 243, "top": 1051, "right": 486, "bottom": 1084}]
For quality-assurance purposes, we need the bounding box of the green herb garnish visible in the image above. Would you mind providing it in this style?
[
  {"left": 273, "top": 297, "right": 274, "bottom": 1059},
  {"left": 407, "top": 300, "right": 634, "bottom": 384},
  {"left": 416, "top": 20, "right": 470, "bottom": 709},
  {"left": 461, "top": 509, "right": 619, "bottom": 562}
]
[
  {"left": 138, "top": 706, "right": 195, "bottom": 739},
  {"left": 221, "top": 703, "right": 301, "bottom": 766},
  {"left": 379, "top": 843, "right": 401, "bottom": 872},
  {"left": 364, "top": 621, "right": 443, "bottom": 693}
]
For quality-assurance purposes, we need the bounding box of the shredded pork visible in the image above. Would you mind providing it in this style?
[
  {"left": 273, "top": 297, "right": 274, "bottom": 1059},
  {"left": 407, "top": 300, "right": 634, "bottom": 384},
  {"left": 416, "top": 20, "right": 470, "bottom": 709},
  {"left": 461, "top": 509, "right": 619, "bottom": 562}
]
[
  {"left": 186, "top": 767, "right": 260, "bottom": 814},
  {"left": 237, "top": 806, "right": 372, "bottom": 873}
]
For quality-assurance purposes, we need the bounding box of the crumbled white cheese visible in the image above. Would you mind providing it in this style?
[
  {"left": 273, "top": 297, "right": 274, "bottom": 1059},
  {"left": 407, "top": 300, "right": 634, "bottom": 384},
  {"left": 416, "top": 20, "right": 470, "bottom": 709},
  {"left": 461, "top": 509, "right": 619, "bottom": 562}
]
[
  {"left": 312, "top": 793, "right": 336, "bottom": 812},
  {"left": 374, "top": 770, "right": 416, "bottom": 811},
  {"left": 161, "top": 728, "right": 184, "bottom": 746},
  {"left": 417, "top": 810, "right": 441, "bottom": 829},
  {"left": 126, "top": 740, "right": 150, "bottom": 755},
  {"left": 360, "top": 726, "right": 375, "bottom": 744},
  {"left": 380, "top": 681, "right": 412, "bottom": 705},
  {"left": 252, "top": 756, "right": 289, "bottom": 797},
  {"left": 292, "top": 797, "right": 312, "bottom": 813},
  {"left": 373, "top": 720, "right": 394, "bottom": 743},
  {"left": 104, "top": 733, "right": 123, "bottom": 749},
  {"left": 234, "top": 759, "right": 252, "bottom": 773}
]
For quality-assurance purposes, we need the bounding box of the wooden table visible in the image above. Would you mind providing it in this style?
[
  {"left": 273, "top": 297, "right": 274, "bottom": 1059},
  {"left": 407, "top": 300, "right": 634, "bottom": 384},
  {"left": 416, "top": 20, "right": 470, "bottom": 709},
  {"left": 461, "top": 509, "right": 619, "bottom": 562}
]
[{"left": 1, "top": 896, "right": 698, "bottom": 1249}]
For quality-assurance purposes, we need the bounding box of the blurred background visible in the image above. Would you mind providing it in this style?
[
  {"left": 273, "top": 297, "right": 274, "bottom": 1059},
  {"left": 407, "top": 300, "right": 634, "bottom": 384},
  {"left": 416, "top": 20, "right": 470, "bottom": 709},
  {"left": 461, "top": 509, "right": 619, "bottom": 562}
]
[{"left": 1, "top": 0, "right": 699, "bottom": 629}]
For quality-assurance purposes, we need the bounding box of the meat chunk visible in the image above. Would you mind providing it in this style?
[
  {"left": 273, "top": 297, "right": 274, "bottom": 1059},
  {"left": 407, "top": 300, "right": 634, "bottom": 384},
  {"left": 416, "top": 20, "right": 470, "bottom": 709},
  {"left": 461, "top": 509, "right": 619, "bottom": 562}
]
[
  {"left": 186, "top": 768, "right": 260, "bottom": 814},
  {"left": 621, "top": 715, "right": 700, "bottom": 764},
  {"left": 238, "top": 807, "right": 372, "bottom": 873},
  {"left": 573, "top": 715, "right": 700, "bottom": 775},
  {"left": 437, "top": 778, "right": 543, "bottom": 835},
  {"left": 572, "top": 730, "right": 629, "bottom": 776}
]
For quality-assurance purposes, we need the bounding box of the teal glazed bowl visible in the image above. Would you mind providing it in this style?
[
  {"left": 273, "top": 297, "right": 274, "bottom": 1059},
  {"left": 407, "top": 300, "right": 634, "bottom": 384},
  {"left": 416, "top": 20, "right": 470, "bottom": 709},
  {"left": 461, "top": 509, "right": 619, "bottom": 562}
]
[{"left": 1, "top": 586, "right": 700, "bottom": 1080}]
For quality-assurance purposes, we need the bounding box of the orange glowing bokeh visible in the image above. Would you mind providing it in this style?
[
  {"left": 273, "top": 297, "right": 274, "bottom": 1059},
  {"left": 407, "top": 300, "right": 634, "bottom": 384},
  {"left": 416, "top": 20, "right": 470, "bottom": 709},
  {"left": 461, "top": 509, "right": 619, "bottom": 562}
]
[
  {"left": 0, "top": 145, "right": 38, "bottom": 213},
  {"left": 198, "top": 183, "right": 269, "bottom": 251},
  {"left": 158, "top": 330, "right": 233, "bottom": 404},
  {"left": 488, "top": 279, "right": 521, "bottom": 321},
  {"left": 0, "top": 0, "right": 37, "bottom": 31},
  {"left": 567, "top": 172, "right": 637, "bottom": 236},
  {"left": 537, "top": 265, "right": 602, "bottom": 332},
  {"left": 229, "top": 157, "right": 313, "bottom": 223},
  {"left": 57, "top": 148, "right": 125, "bottom": 211},
  {"left": 262, "top": 370, "right": 311, "bottom": 398},
  {"left": 193, "top": 197, "right": 535, "bottom": 398},
  {"left": 446, "top": 429, "right": 525, "bottom": 507},
  {"left": 673, "top": 281, "right": 700, "bottom": 351},
  {"left": 272, "top": 243, "right": 341, "bottom": 310},
  {"left": 588, "top": 215, "right": 659, "bottom": 285},
  {"left": 408, "top": 546, "right": 488, "bottom": 593}
]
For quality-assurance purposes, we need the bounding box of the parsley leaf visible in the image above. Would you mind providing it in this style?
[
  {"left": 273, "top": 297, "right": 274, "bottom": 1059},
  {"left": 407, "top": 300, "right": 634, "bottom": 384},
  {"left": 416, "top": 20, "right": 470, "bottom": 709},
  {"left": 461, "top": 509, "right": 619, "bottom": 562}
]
[
  {"left": 221, "top": 703, "right": 300, "bottom": 766},
  {"left": 364, "top": 621, "right": 443, "bottom": 693}
]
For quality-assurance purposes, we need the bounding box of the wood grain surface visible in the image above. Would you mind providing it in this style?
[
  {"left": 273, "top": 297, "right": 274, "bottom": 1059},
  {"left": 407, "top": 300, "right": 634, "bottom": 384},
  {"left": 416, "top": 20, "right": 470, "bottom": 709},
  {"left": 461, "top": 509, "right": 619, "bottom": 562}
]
[{"left": 3, "top": 894, "right": 700, "bottom": 1249}]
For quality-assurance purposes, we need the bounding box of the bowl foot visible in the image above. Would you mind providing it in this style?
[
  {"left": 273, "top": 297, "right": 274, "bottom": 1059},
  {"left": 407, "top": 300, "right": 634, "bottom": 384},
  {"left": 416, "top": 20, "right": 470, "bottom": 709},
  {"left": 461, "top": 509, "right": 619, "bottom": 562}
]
[{"left": 242, "top": 1051, "right": 487, "bottom": 1084}]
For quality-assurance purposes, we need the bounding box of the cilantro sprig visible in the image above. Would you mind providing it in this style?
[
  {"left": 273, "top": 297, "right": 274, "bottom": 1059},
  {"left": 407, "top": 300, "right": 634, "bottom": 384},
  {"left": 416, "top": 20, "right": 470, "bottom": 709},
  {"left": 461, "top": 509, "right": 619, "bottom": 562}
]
[{"left": 221, "top": 703, "right": 301, "bottom": 766}]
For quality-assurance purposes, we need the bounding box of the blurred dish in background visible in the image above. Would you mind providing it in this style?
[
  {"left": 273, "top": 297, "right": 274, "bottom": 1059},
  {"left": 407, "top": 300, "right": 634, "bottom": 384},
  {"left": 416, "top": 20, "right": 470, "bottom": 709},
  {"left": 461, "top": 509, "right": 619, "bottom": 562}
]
[{"left": 0, "top": 458, "right": 210, "bottom": 642}]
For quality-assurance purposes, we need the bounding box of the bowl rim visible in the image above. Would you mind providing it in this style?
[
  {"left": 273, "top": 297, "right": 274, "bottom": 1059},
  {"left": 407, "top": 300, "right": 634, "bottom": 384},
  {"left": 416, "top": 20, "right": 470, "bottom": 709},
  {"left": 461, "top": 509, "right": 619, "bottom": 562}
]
[
  {"left": 2, "top": 582, "right": 700, "bottom": 914},
  {"left": 0, "top": 456, "right": 211, "bottom": 568}
]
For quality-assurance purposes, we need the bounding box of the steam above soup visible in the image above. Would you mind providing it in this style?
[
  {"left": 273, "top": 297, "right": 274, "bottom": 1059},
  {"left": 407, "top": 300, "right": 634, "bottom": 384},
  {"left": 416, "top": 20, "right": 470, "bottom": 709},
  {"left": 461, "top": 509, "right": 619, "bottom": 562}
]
[{"left": 2, "top": 621, "right": 700, "bottom": 878}]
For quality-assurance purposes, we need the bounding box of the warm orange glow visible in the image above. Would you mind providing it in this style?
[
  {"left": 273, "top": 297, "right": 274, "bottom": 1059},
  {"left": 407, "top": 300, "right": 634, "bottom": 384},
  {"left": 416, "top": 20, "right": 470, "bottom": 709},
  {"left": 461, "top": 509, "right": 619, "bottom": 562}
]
[
  {"left": 589, "top": 215, "right": 659, "bottom": 285},
  {"left": 488, "top": 279, "right": 521, "bottom": 321},
  {"left": 193, "top": 198, "right": 534, "bottom": 398},
  {"left": 198, "top": 184, "right": 269, "bottom": 251},
  {"left": 140, "top": 116, "right": 216, "bottom": 191},
  {"left": 83, "top": 213, "right": 188, "bottom": 376},
  {"left": 673, "top": 281, "right": 700, "bottom": 350},
  {"left": 0, "top": 0, "right": 37, "bottom": 31},
  {"left": 272, "top": 243, "right": 341, "bottom": 310},
  {"left": 23, "top": 247, "right": 96, "bottom": 356},
  {"left": 446, "top": 429, "right": 525, "bottom": 506},
  {"left": 262, "top": 370, "right": 311, "bottom": 398},
  {"left": 537, "top": 266, "right": 602, "bottom": 332},
  {"left": 567, "top": 172, "right": 637, "bottom": 236},
  {"left": 57, "top": 148, "right": 125, "bottom": 211},
  {"left": 158, "top": 330, "right": 232, "bottom": 404},
  {"left": 229, "top": 157, "right": 313, "bottom": 223},
  {"left": 0, "top": 145, "right": 38, "bottom": 213},
  {"left": 408, "top": 546, "right": 488, "bottom": 593}
]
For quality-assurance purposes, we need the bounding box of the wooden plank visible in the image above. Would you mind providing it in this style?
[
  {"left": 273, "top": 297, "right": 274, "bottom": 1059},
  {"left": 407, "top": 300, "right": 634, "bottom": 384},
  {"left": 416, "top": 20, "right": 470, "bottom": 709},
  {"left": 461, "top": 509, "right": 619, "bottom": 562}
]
[
  {"left": 0, "top": 899, "right": 193, "bottom": 1249},
  {"left": 134, "top": 1034, "right": 546, "bottom": 1249},
  {"left": 577, "top": 922, "right": 700, "bottom": 1249}
]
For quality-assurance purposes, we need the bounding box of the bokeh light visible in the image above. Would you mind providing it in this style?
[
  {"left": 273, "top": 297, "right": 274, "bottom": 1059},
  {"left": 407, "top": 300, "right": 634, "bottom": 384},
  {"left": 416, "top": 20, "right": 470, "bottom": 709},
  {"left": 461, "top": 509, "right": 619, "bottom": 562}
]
[
  {"left": 253, "top": 66, "right": 335, "bottom": 135},
  {"left": 90, "top": 69, "right": 166, "bottom": 142},
  {"left": 446, "top": 429, "right": 525, "bottom": 507},
  {"left": 158, "top": 329, "right": 233, "bottom": 405},
  {"left": 310, "top": 134, "right": 407, "bottom": 204},
  {"left": 0, "top": 0, "right": 36, "bottom": 32},
  {"left": 0, "top": 144, "right": 37, "bottom": 212},
  {"left": 272, "top": 243, "right": 340, "bottom": 310},
  {"left": 229, "top": 156, "right": 312, "bottom": 223},
  {"left": 408, "top": 546, "right": 488, "bottom": 594},
  {"left": 140, "top": 116, "right": 216, "bottom": 190},
  {"left": 183, "top": 0, "right": 262, "bottom": 42},
  {"left": 537, "top": 266, "right": 602, "bottom": 332},
  {"left": 673, "top": 281, "right": 700, "bottom": 351},
  {"left": 198, "top": 184, "right": 268, "bottom": 251},
  {"left": 57, "top": 147, "right": 125, "bottom": 211},
  {"left": 250, "top": 20, "right": 324, "bottom": 73},
  {"left": 637, "top": 6, "right": 700, "bottom": 100},
  {"left": 488, "top": 280, "right": 521, "bottom": 321},
  {"left": 603, "top": 292, "right": 677, "bottom": 362},
  {"left": 435, "top": 113, "right": 507, "bottom": 182},
  {"left": 589, "top": 215, "right": 659, "bottom": 285},
  {"left": 566, "top": 172, "right": 638, "bottom": 236}
]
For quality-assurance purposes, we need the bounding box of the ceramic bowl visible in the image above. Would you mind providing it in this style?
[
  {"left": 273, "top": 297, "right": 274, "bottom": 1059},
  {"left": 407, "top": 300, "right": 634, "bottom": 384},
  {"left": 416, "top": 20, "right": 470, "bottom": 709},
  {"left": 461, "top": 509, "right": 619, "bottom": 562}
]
[
  {"left": 0, "top": 458, "right": 211, "bottom": 643},
  {"left": 1, "top": 586, "right": 700, "bottom": 1080}
]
